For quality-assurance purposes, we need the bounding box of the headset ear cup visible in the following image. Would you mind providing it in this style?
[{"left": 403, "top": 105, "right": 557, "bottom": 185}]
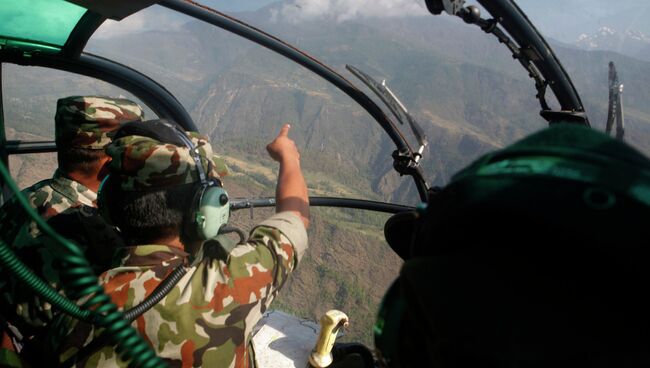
[
  {"left": 194, "top": 185, "right": 230, "bottom": 240},
  {"left": 182, "top": 182, "right": 203, "bottom": 242}
]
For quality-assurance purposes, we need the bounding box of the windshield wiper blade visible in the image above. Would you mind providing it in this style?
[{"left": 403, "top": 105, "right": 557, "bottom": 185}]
[
  {"left": 346, "top": 65, "right": 428, "bottom": 163},
  {"left": 381, "top": 80, "right": 429, "bottom": 150}
]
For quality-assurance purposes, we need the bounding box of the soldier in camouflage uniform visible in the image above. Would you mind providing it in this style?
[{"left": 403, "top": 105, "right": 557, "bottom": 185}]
[
  {"left": 0, "top": 96, "right": 144, "bottom": 347},
  {"left": 56, "top": 120, "right": 309, "bottom": 367}
]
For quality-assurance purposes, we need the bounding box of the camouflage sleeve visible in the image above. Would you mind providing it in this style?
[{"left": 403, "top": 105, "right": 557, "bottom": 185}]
[
  {"left": 49, "top": 214, "right": 307, "bottom": 367},
  {"left": 223, "top": 211, "right": 307, "bottom": 298},
  {"left": 254, "top": 211, "right": 308, "bottom": 264},
  {"left": 198, "top": 212, "right": 307, "bottom": 348}
]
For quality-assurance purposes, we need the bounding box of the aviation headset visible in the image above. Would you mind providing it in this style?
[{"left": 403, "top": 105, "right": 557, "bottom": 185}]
[{"left": 98, "top": 119, "right": 230, "bottom": 241}]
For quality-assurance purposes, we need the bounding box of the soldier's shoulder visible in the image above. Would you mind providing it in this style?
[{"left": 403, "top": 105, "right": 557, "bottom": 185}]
[
  {"left": 253, "top": 212, "right": 308, "bottom": 257},
  {"left": 23, "top": 178, "right": 55, "bottom": 194},
  {"left": 29, "top": 178, "right": 56, "bottom": 193},
  {"left": 28, "top": 180, "right": 67, "bottom": 207},
  {"left": 25, "top": 178, "right": 81, "bottom": 217},
  {"left": 0, "top": 179, "right": 54, "bottom": 211}
]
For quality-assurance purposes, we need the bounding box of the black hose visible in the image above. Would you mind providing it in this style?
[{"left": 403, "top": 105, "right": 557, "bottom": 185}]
[
  {"left": 123, "top": 265, "right": 187, "bottom": 320},
  {"left": 219, "top": 226, "right": 246, "bottom": 244}
]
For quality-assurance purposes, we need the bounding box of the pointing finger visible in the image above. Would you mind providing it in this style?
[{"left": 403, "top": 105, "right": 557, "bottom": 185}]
[{"left": 279, "top": 124, "right": 291, "bottom": 137}]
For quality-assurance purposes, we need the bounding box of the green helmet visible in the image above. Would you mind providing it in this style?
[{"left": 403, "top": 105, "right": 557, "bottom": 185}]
[{"left": 378, "top": 125, "right": 650, "bottom": 367}]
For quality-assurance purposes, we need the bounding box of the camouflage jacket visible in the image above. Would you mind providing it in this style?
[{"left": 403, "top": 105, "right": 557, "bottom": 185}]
[
  {"left": 0, "top": 169, "right": 97, "bottom": 245},
  {"left": 0, "top": 170, "right": 97, "bottom": 333},
  {"left": 58, "top": 211, "right": 308, "bottom": 368}
]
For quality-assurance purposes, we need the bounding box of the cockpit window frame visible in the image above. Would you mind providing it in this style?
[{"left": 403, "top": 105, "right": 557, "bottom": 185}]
[{"left": 0, "top": 0, "right": 432, "bottom": 205}]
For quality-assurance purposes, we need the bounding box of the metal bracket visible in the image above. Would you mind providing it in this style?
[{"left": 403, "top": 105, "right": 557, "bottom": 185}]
[
  {"left": 425, "top": 0, "right": 466, "bottom": 15},
  {"left": 392, "top": 149, "right": 420, "bottom": 177}
]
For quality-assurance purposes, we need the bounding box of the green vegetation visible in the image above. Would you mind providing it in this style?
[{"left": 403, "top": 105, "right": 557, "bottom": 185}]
[
  {"left": 314, "top": 263, "right": 375, "bottom": 344},
  {"left": 7, "top": 5, "right": 650, "bottom": 353}
]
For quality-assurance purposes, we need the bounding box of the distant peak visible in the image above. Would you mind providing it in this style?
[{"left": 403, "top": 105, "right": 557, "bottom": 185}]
[
  {"left": 597, "top": 26, "right": 616, "bottom": 36},
  {"left": 575, "top": 26, "right": 650, "bottom": 50}
]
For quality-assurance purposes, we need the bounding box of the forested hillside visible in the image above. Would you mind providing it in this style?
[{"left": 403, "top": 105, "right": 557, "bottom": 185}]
[{"left": 5, "top": 2, "right": 650, "bottom": 344}]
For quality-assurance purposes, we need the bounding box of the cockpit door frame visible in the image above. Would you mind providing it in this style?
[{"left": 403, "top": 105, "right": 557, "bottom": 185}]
[{"left": 0, "top": 52, "right": 197, "bottom": 205}]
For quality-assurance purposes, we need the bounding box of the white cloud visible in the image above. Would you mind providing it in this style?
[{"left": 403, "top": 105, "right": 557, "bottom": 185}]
[
  {"left": 273, "top": 0, "right": 427, "bottom": 23},
  {"left": 93, "top": 14, "right": 147, "bottom": 39},
  {"left": 93, "top": 7, "right": 185, "bottom": 39}
]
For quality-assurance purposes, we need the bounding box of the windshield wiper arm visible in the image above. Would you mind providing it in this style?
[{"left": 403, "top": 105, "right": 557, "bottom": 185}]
[
  {"left": 606, "top": 61, "right": 625, "bottom": 140},
  {"left": 346, "top": 65, "right": 428, "bottom": 163},
  {"left": 425, "top": 0, "right": 590, "bottom": 126}
]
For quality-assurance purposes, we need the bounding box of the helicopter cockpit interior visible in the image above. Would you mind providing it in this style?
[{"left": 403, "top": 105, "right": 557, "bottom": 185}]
[{"left": 2, "top": 0, "right": 650, "bottom": 367}]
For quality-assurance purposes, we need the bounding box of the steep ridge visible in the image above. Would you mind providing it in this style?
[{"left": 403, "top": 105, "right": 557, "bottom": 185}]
[{"left": 6, "top": 5, "right": 650, "bottom": 345}]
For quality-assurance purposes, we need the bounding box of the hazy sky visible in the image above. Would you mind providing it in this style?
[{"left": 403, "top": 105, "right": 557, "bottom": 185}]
[
  {"left": 93, "top": 0, "right": 650, "bottom": 43},
  {"left": 195, "top": 0, "right": 650, "bottom": 40},
  {"left": 271, "top": 0, "right": 428, "bottom": 22}
]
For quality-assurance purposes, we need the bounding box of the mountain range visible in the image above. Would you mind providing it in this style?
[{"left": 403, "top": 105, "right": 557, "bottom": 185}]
[
  {"left": 516, "top": 0, "right": 650, "bottom": 43},
  {"left": 5, "top": 1, "right": 650, "bottom": 344},
  {"left": 574, "top": 26, "right": 650, "bottom": 62}
]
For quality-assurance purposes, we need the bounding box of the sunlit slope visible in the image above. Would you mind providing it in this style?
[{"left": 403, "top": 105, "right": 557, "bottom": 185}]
[
  {"left": 9, "top": 9, "right": 650, "bottom": 197},
  {"left": 86, "top": 13, "right": 650, "bottom": 194},
  {"left": 173, "top": 19, "right": 540, "bottom": 194},
  {"left": 218, "top": 162, "right": 402, "bottom": 345},
  {"left": 7, "top": 5, "right": 650, "bottom": 347}
]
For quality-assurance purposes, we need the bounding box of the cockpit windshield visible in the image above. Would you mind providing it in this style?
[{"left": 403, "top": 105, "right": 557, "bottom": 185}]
[
  {"left": 517, "top": 0, "right": 650, "bottom": 153},
  {"left": 3, "top": 0, "right": 650, "bottom": 348}
]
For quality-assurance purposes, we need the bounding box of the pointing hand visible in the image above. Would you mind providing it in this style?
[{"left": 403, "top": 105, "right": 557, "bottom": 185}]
[{"left": 266, "top": 124, "right": 300, "bottom": 164}]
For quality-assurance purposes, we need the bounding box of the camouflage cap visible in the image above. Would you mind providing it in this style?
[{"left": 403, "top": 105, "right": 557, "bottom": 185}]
[
  {"left": 55, "top": 96, "right": 145, "bottom": 149},
  {"left": 106, "top": 131, "right": 229, "bottom": 191}
]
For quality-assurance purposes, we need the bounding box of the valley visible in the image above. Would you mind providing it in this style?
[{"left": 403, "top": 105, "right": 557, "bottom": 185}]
[{"left": 5, "top": 1, "right": 650, "bottom": 345}]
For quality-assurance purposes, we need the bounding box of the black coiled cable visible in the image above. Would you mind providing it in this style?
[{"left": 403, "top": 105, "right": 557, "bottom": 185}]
[
  {"left": 219, "top": 226, "right": 246, "bottom": 244},
  {"left": 61, "top": 265, "right": 188, "bottom": 368},
  {"left": 124, "top": 265, "right": 188, "bottom": 321}
]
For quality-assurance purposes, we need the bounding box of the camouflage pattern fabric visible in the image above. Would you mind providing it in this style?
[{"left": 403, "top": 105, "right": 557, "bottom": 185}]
[
  {"left": 0, "top": 170, "right": 96, "bottom": 242},
  {"left": 0, "top": 171, "right": 98, "bottom": 335},
  {"left": 55, "top": 96, "right": 145, "bottom": 149},
  {"left": 0, "top": 96, "right": 144, "bottom": 336},
  {"left": 0, "top": 320, "right": 24, "bottom": 368},
  {"left": 106, "top": 132, "right": 229, "bottom": 191},
  {"left": 57, "top": 212, "right": 308, "bottom": 368}
]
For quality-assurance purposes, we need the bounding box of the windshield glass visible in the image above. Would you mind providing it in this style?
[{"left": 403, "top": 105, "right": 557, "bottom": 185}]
[
  {"left": 8, "top": 0, "right": 647, "bottom": 347},
  {"left": 2, "top": 64, "right": 157, "bottom": 189},
  {"left": 518, "top": 0, "right": 650, "bottom": 154},
  {"left": 86, "top": 5, "right": 424, "bottom": 206},
  {"left": 82, "top": 0, "right": 650, "bottom": 345}
]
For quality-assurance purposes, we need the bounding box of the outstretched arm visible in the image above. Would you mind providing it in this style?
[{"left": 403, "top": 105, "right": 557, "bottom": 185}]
[{"left": 266, "top": 124, "right": 310, "bottom": 228}]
